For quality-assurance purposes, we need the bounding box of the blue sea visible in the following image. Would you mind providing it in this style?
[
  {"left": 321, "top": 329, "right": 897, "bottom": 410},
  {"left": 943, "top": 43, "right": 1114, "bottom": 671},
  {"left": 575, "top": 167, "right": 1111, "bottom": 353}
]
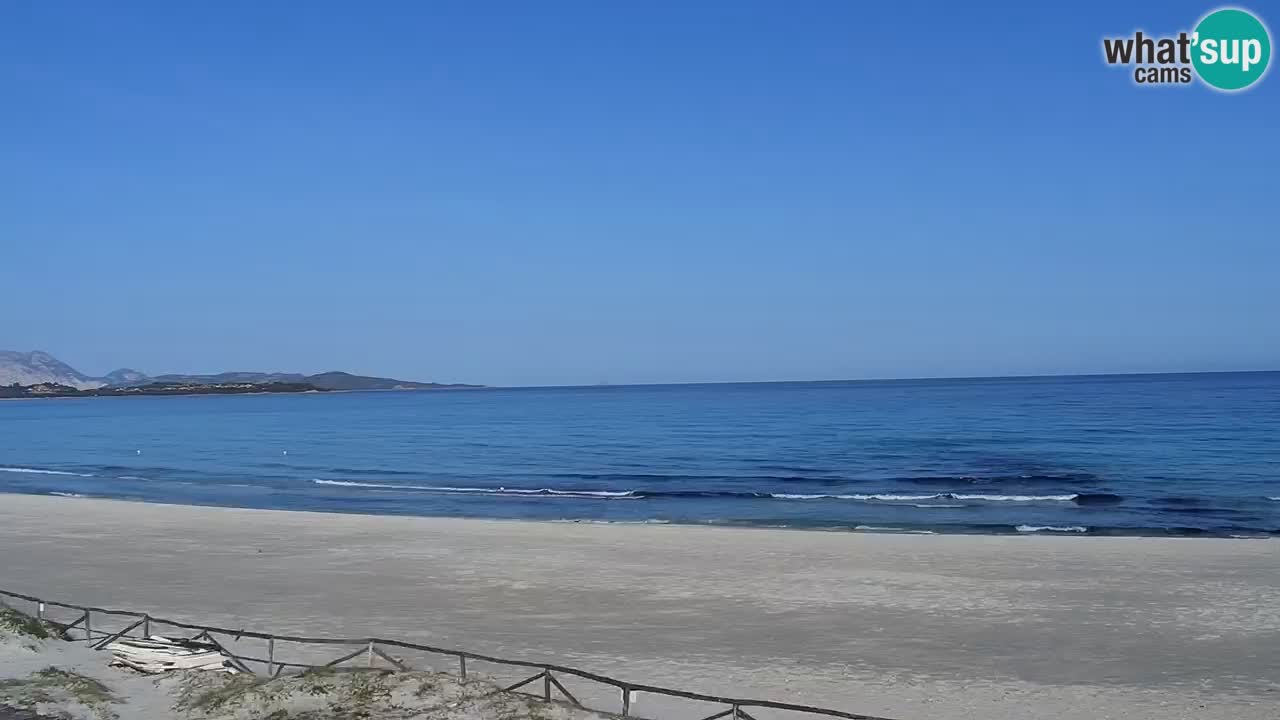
[{"left": 2, "top": 373, "right": 1278, "bottom": 537}]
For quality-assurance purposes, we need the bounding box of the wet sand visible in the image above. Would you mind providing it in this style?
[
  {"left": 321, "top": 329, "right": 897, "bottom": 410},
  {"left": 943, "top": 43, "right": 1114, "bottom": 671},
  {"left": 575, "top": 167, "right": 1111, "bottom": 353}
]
[{"left": 0, "top": 494, "right": 1276, "bottom": 719}]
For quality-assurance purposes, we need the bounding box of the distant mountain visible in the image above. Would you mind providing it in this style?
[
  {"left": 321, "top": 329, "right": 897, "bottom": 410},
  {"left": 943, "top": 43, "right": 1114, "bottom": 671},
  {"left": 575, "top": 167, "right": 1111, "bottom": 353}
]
[
  {"left": 0, "top": 350, "right": 479, "bottom": 392},
  {"left": 303, "top": 371, "right": 461, "bottom": 391},
  {"left": 0, "top": 351, "right": 104, "bottom": 390},
  {"left": 101, "top": 368, "right": 150, "bottom": 386},
  {"left": 146, "top": 370, "right": 473, "bottom": 391},
  {"left": 148, "top": 371, "right": 308, "bottom": 385}
]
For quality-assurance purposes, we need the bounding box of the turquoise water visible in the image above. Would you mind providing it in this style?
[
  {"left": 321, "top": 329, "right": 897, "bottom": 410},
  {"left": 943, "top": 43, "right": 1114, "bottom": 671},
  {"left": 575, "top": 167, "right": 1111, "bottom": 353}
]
[{"left": 1, "top": 372, "right": 1278, "bottom": 536}]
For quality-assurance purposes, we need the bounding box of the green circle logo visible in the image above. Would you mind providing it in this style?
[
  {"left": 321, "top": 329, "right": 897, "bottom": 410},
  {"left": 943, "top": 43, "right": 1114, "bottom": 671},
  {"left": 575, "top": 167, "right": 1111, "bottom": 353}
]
[{"left": 1192, "top": 8, "right": 1271, "bottom": 91}]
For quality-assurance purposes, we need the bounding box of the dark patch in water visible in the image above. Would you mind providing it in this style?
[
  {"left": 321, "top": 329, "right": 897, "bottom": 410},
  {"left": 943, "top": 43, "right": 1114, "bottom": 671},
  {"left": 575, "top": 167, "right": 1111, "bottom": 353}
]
[
  {"left": 545, "top": 472, "right": 850, "bottom": 485},
  {"left": 1156, "top": 496, "right": 1206, "bottom": 506},
  {"left": 637, "top": 490, "right": 775, "bottom": 499},
  {"left": 1162, "top": 507, "right": 1254, "bottom": 518}
]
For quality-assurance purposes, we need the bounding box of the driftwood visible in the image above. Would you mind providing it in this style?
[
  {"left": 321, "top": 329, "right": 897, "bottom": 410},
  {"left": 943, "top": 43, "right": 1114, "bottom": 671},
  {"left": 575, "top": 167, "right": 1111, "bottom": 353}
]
[{"left": 105, "top": 636, "right": 236, "bottom": 674}]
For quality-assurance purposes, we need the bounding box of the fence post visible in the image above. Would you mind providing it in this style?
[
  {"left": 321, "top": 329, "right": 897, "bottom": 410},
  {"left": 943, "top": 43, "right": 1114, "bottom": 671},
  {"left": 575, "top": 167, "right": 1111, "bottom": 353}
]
[
  {"left": 142, "top": 615, "right": 150, "bottom": 638},
  {"left": 84, "top": 610, "right": 91, "bottom": 641},
  {"left": 267, "top": 637, "right": 275, "bottom": 676},
  {"left": 458, "top": 656, "right": 467, "bottom": 681},
  {"left": 36, "top": 601, "right": 44, "bottom": 621},
  {"left": 366, "top": 641, "right": 375, "bottom": 668},
  {"left": 732, "top": 704, "right": 741, "bottom": 720},
  {"left": 543, "top": 671, "right": 552, "bottom": 701},
  {"left": 621, "top": 687, "right": 630, "bottom": 716}
]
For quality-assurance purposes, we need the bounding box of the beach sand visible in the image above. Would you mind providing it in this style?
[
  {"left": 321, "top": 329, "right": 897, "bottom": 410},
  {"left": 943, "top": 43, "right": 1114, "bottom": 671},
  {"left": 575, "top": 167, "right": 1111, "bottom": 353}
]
[{"left": 0, "top": 494, "right": 1276, "bottom": 720}]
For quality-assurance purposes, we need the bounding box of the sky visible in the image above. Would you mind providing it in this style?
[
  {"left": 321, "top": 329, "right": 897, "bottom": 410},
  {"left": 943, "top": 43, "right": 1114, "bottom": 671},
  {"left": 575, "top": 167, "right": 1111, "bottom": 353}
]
[{"left": 2, "top": 1, "right": 1277, "bottom": 387}]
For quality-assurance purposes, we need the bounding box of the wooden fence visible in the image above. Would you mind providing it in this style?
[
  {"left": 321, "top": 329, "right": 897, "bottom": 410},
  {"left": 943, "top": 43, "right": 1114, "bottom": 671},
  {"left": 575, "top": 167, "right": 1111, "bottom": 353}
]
[{"left": 0, "top": 587, "right": 898, "bottom": 720}]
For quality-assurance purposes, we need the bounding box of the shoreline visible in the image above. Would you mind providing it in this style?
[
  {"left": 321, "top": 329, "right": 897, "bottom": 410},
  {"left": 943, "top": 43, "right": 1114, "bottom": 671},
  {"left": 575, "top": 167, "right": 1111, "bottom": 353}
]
[
  {"left": 1, "top": 493, "right": 1276, "bottom": 720},
  {"left": 1, "top": 489, "right": 1273, "bottom": 539}
]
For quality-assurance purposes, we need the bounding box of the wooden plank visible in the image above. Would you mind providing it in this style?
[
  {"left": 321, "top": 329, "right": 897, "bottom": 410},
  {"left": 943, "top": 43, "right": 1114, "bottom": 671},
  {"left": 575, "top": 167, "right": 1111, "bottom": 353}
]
[
  {"left": 92, "top": 617, "right": 145, "bottom": 650},
  {"left": 324, "top": 646, "right": 369, "bottom": 668},
  {"left": 502, "top": 672, "right": 545, "bottom": 694},
  {"left": 197, "top": 633, "right": 255, "bottom": 675},
  {"left": 371, "top": 646, "right": 410, "bottom": 672},
  {"left": 60, "top": 613, "right": 87, "bottom": 632},
  {"left": 547, "top": 672, "right": 581, "bottom": 707}
]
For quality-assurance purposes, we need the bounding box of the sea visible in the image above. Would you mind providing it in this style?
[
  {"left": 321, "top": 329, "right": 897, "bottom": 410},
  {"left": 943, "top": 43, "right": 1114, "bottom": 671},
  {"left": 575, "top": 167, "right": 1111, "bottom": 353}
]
[{"left": 1, "top": 372, "right": 1278, "bottom": 537}]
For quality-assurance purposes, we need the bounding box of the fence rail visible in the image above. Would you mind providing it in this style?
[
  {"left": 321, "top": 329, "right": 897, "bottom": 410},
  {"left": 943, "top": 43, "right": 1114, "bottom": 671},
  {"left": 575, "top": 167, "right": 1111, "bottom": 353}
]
[{"left": 0, "top": 587, "right": 898, "bottom": 720}]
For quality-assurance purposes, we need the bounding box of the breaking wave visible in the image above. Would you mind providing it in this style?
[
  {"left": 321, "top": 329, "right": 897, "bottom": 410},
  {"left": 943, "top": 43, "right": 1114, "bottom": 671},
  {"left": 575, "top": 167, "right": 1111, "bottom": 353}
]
[
  {"left": 312, "top": 479, "right": 638, "bottom": 499},
  {"left": 1016, "top": 525, "right": 1088, "bottom": 533},
  {"left": 0, "top": 466, "right": 95, "bottom": 477},
  {"left": 312, "top": 479, "right": 1120, "bottom": 505},
  {"left": 898, "top": 473, "right": 1098, "bottom": 486}
]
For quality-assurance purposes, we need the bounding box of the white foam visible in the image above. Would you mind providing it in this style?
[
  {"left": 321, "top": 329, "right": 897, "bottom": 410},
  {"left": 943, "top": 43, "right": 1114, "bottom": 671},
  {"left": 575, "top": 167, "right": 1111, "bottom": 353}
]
[
  {"left": 955, "top": 494, "right": 1077, "bottom": 502},
  {"left": 546, "top": 488, "right": 634, "bottom": 497},
  {"left": 854, "top": 525, "right": 936, "bottom": 534},
  {"left": 312, "top": 479, "right": 639, "bottom": 499},
  {"left": 117, "top": 475, "right": 146, "bottom": 481},
  {"left": 770, "top": 493, "right": 830, "bottom": 499},
  {"left": 551, "top": 519, "right": 671, "bottom": 525},
  {"left": 771, "top": 492, "right": 944, "bottom": 501},
  {"left": 1016, "top": 525, "right": 1087, "bottom": 533},
  {"left": 314, "top": 478, "right": 400, "bottom": 489},
  {"left": 309, "top": 480, "right": 1082, "bottom": 505},
  {"left": 49, "top": 492, "right": 85, "bottom": 498},
  {"left": 1268, "top": 497, "right": 1280, "bottom": 501},
  {"left": 0, "top": 467, "right": 94, "bottom": 477},
  {"left": 769, "top": 492, "right": 1074, "bottom": 503}
]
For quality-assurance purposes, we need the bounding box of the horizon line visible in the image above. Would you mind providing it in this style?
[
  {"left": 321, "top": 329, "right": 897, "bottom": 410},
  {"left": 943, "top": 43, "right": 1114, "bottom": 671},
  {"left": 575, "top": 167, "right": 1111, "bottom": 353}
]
[{"left": 488, "top": 367, "right": 1280, "bottom": 390}]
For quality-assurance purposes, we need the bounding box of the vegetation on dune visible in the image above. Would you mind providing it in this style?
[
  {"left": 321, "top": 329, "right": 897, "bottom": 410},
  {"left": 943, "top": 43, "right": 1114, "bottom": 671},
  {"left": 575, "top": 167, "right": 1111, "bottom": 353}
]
[
  {"left": 0, "top": 604, "right": 64, "bottom": 641},
  {"left": 175, "top": 667, "right": 570, "bottom": 720},
  {"left": 0, "top": 608, "right": 591, "bottom": 720},
  {"left": 0, "top": 667, "right": 119, "bottom": 720}
]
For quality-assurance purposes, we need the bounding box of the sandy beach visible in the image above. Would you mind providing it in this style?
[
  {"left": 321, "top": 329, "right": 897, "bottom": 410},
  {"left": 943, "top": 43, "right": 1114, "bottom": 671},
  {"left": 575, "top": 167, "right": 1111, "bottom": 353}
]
[{"left": 0, "top": 494, "right": 1276, "bottom": 720}]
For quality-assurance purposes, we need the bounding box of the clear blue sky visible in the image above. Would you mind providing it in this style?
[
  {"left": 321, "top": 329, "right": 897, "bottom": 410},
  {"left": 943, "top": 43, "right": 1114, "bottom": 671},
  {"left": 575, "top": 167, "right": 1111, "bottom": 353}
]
[{"left": 2, "top": 1, "right": 1276, "bottom": 386}]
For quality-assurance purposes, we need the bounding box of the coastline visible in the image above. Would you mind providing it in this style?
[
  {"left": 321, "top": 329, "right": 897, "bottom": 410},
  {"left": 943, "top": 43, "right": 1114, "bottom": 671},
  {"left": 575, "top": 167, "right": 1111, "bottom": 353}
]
[
  {"left": 0, "top": 386, "right": 485, "bottom": 401},
  {"left": 1, "top": 494, "right": 1276, "bottom": 720},
  {"left": 0, "top": 483, "right": 1271, "bottom": 538}
]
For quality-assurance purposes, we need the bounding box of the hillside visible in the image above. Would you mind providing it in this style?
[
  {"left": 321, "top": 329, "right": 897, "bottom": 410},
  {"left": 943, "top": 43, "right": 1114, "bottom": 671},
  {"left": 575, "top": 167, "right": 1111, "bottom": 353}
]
[
  {"left": 148, "top": 371, "right": 476, "bottom": 390},
  {"left": 0, "top": 381, "right": 325, "bottom": 399},
  {"left": 0, "top": 350, "right": 479, "bottom": 392},
  {"left": 0, "top": 351, "right": 104, "bottom": 390}
]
